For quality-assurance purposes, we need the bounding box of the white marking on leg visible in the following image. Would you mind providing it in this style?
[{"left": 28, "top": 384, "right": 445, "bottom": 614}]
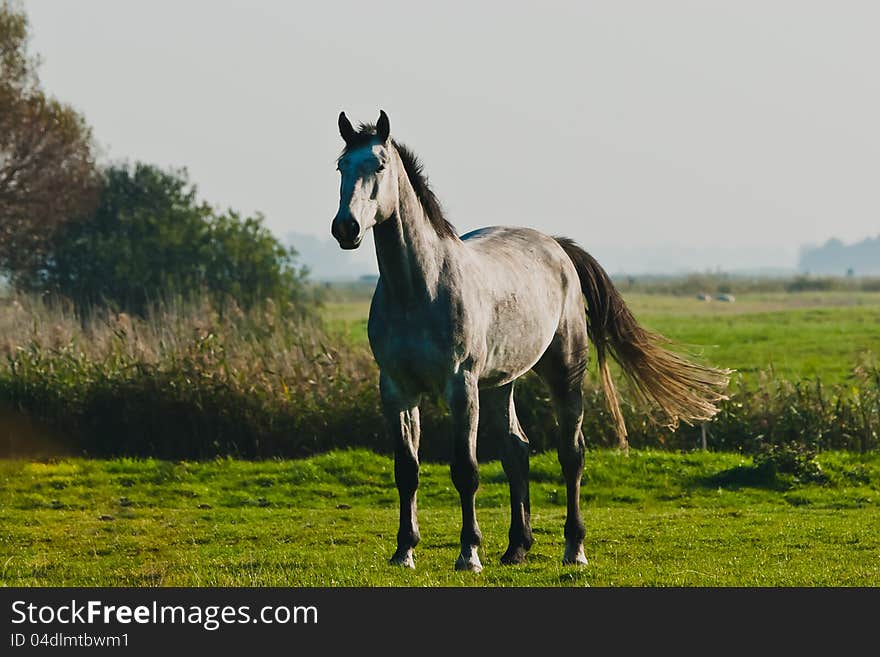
[
  {"left": 563, "top": 543, "right": 588, "bottom": 566},
  {"left": 455, "top": 546, "right": 483, "bottom": 573},
  {"left": 390, "top": 548, "right": 416, "bottom": 569}
]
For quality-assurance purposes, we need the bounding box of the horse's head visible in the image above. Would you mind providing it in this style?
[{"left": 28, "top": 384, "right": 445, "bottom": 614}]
[{"left": 332, "top": 110, "right": 399, "bottom": 250}]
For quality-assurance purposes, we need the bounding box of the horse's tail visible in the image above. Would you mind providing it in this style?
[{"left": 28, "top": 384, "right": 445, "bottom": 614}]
[{"left": 554, "top": 237, "right": 730, "bottom": 451}]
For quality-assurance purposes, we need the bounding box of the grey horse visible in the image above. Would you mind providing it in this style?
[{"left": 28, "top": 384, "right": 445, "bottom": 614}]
[{"left": 331, "top": 110, "right": 729, "bottom": 572}]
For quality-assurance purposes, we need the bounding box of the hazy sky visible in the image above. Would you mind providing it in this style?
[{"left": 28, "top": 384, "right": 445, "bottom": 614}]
[{"left": 26, "top": 1, "right": 880, "bottom": 273}]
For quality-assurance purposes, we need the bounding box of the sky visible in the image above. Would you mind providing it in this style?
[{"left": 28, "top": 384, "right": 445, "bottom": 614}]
[{"left": 25, "top": 0, "right": 880, "bottom": 275}]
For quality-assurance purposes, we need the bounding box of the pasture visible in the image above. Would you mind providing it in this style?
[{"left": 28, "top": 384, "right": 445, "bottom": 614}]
[
  {"left": 2, "top": 449, "right": 879, "bottom": 586},
  {"left": 322, "top": 290, "right": 880, "bottom": 385},
  {"left": 2, "top": 288, "right": 878, "bottom": 586}
]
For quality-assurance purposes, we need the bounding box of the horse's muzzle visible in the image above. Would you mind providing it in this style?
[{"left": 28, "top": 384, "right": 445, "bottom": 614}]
[{"left": 332, "top": 214, "right": 362, "bottom": 249}]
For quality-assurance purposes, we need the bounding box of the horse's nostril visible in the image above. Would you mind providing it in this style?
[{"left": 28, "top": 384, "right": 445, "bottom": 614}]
[
  {"left": 331, "top": 220, "right": 344, "bottom": 241},
  {"left": 332, "top": 216, "right": 360, "bottom": 243}
]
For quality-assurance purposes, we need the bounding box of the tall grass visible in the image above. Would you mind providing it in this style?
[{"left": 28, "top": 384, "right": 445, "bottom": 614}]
[
  {"left": 0, "top": 294, "right": 877, "bottom": 460},
  {"left": 0, "top": 294, "right": 383, "bottom": 458}
]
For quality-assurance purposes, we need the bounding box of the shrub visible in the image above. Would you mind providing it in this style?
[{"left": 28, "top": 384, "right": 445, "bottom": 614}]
[
  {"left": 784, "top": 276, "right": 837, "bottom": 293},
  {"left": 27, "top": 163, "right": 310, "bottom": 316},
  {"left": 752, "top": 442, "right": 827, "bottom": 484}
]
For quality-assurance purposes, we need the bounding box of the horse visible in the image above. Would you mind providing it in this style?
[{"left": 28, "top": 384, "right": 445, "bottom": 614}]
[{"left": 331, "top": 110, "right": 730, "bottom": 572}]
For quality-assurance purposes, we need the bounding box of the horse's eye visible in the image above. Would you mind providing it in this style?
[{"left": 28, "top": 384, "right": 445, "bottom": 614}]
[{"left": 376, "top": 164, "right": 385, "bottom": 173}]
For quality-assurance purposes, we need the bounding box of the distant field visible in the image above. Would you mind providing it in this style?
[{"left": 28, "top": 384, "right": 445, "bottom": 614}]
[
  {"left": 322, "top": 292, "right": 880, "bottom": 385},
  {"left": 2, "top": 450, "right": 878, "bottom": 586}
]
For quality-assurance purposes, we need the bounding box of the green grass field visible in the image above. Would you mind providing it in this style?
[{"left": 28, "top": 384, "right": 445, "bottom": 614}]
[
  {"left": 2, "top": 290, "right": 878, "bottom": 586},
  {"left": 2, "top": 449, "right": 878, "bottom": 586},
  {"left": 322, "top": 291, "right": 880, "bottom": 384}
]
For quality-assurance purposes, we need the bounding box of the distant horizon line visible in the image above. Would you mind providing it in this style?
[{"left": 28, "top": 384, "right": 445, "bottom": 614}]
[{"left": 284, "top": 228, "right": 879, "bottom": 252}]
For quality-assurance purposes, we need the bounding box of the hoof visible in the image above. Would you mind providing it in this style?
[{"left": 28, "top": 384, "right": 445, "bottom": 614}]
[
  {"left": 562, "top": 543, "right": 588, "bottom": 566},
  {"left": 390, "top": 549, "right": 415, "bottom": 569},
  {"left": 455, "top": 550, "right": 483, "bottom": 573},
  {"left": 500, "top": 546, "right": 528, "bottom": 565}
]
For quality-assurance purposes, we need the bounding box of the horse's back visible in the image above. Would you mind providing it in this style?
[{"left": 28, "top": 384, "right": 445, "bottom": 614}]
[
  {"left": 460, "top": 225, "right": 565, "bottom": 259},
  {"left": 459, "top": 225, "right": 582, "bottom": 306}
]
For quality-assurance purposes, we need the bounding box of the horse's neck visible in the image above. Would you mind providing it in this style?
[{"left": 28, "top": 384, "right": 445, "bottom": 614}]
[{"left": 373, "top": 161, "right": 449, "bottom": 306}]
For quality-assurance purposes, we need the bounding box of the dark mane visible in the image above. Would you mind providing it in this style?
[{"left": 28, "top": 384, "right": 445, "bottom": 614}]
[{"left": 342, "top": 123, "right": 458, "bottom": 241}]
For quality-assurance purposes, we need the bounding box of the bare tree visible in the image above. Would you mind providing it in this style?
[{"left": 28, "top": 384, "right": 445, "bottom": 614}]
[{"left": 0, "top": 0, "right": 99, "bottom": 283}]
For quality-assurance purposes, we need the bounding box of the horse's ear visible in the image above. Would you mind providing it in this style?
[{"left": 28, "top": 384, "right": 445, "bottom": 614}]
[
  {"left": 376, "top": 110, "right": 390, "bottom": 143},
  {"left": 338, "top": 111, "right": 356, "bottom": 145}
]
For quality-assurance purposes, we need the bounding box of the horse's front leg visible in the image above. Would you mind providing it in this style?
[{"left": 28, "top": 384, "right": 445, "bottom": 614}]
[
  {"left": 380, "top": 374, "right": 421, "bottom": 569},
  {"left": 447, "top": 370, "right": 483, "bottom": 572}
]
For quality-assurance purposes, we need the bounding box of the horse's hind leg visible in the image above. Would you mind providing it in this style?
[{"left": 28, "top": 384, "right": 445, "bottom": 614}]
[
  {"left": 380, "top": 374, "right": 421, "bottom": 569},
  {"left": 553, "top": 386, "right": 588, "bottom": 565},
  {"left": 481, "top": 383, "right": 534, "bottom": 565},
  {"left": 534, "top": 337, "right": 589, "bottom": 566}
]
